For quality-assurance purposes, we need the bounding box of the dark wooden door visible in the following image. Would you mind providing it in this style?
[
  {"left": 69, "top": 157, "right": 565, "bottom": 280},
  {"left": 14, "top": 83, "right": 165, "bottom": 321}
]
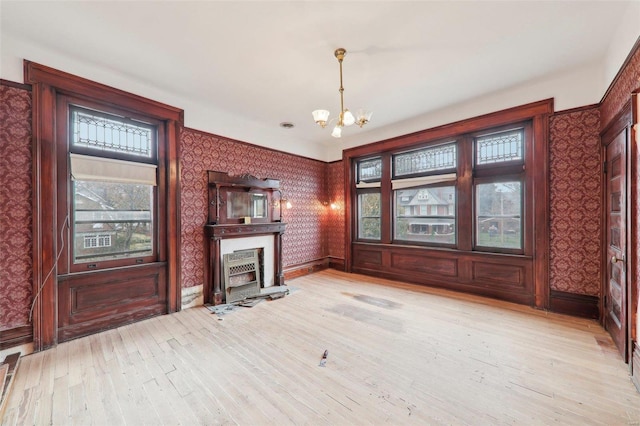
[{"left": 603, "top": 122, "right": 628, "bottom": 361}]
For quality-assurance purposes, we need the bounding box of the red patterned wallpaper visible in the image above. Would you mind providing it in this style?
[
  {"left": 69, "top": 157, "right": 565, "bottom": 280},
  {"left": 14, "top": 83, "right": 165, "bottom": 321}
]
[
  {"left": 180, "top": 128, "right": 329, "bottom": 289},
  {"left": 549, "top": 108, "right": 602, "bottom": 296},
  {"left": 326, "top": 161, "right": 345, "bottom": 260},
  {"left": 600, "top": 42, "right": 640, "bottom": 131},
  {"left": 0, "top": 84, "right": 33, "bottom": 330}
]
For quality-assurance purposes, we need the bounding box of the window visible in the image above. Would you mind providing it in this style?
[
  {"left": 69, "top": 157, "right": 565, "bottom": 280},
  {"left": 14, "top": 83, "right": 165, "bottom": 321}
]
[
  {"left": 394, "top": 142, "right": 456, "bottom": 177},
  {"left": 351, "top": 124, "right": 529, "bottom": 254},
  {"left": 475, "top": 128, "right": 523, "bottom": 165},
  {"left": 71, "top": 108, "right": 154, "bottom": 159},
  {"left": 475, "top": 181, "right": 522, "bottom": 249},
  {"left": 391, "top": 143, "right": 457, "bottom": 245},
  {"left": 83, "top": 234, "right": 112, "bottom": 249},
  {"left": 473, "top": 127, "right": 525, "bottom": 252},
  {"left": 74, "top": 181, "right": 153, "bottom": 263},
  {"left": 395, "top": 185, "right": 456, "bottom": 244},
  {"left": 355, "top": 157, "right": 382, "bottom": 240},
  {"left": 69, "top": 106, "right": 157, "bottom": 265},
  {"left": 358, "top": 192, "right": 381, "bottom": 240}
]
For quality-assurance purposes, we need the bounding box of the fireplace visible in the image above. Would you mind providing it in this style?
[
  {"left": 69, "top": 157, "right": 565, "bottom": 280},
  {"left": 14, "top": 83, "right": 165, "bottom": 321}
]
[
  {"left": 204, "top": 171, "right": 286, "bottom": 305},
  {"left": 205, "top": 223, "right": 286, "bottom": 304}
]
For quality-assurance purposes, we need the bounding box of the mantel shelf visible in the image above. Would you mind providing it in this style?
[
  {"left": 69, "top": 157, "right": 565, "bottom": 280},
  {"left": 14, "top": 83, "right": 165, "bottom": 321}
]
[{"left": 205, "top": 223, "right": 286, "bottom": 239}]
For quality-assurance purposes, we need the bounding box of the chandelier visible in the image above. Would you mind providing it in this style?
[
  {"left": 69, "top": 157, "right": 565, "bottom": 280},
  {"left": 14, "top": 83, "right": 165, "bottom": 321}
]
[{"left": 312, "top": 48, "right": 372, "bottom": 138}]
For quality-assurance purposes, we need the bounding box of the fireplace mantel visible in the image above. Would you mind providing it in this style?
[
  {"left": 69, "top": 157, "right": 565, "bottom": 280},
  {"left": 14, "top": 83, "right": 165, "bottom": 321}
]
[
  {"left": 206, "top": 223, "right": 286, "bottom": 238},
  {"left": 204, "top": 171, "right": 286, "bottom": 305}
]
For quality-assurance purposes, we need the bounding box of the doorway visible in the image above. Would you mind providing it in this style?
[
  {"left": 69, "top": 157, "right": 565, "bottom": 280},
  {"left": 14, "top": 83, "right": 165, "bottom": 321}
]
[{"left": 602, "top": 106, "right": 631, "bottom": 362}]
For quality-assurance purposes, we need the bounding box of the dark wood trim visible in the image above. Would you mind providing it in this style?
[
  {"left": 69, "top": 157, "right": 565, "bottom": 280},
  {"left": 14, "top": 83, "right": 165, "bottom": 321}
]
[
  {"left": 167, "top": 120, "right": 182, "bottom": 314},
  {"left": 601, "top": 99, "right": 633, "bottom": 137},
  {"left": 600, "top": 36, "right": 640, "bottom": 107},
  {"left": 30, "top": 82, "right": 58, "bottom": 350},
  {"left": 24, "top": 61, "right": 183, "bottom": 124},
  {"left": 328, "top": 256, "right": 345, "bottom": 271},
  {"left": 552, "top": 104, "right": 600, "bottom": 116},
  {"left": 24, "top": 61, "right": 183, "bottom": 350},
  {"left": 343, "top": 99, "right": 553, "bottom": 158},
  {"left": 283, "top": 258, "right": 329, "bottom": 281},
  {"left": 632, "top": 343, "right": 640, "bottom": 393},
  {"left": 631, "top": 90, "right": 639, "bottom": 360},
  {"left": 532, "top": 111, "right": 551, "bottom": 310},
  {"left": 183, "top": 126, "right": 327, "bottom": 165},
  {"left": 0, "top": 325, "right": 33, "bottom": 350},
  {"left": 548, "top": 290, "right": 599, "bottom": 319},
  {"left": 0, "top": 79, "right": 32, "bottom": 91}
]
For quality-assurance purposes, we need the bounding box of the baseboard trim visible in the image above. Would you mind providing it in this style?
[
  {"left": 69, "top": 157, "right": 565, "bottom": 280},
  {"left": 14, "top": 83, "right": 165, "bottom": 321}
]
[
  {"left": 549, "top": 290, "right": 599, "bottom": 319},
  {"left": 328, "top": 256, "right": 345, "bottom": 271},
  {"left": 632, "top": 343, "right": 640, "bottom": 394},
  {"left": 284, "top": 258, "right": 329, "bottom": 280},
  {"left": 0, "top": 325, "right": 33, "bottom": 350}
]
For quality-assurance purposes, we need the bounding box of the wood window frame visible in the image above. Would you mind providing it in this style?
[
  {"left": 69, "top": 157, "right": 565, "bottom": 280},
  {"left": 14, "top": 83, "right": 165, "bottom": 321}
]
[
  {"left": 59, "top": 96, "right": 162, "bottom": 273},
  {"left": 343, "top": 99, "right": 552, "bottom": 309},
  {"left": 26, "top": 61, "right": 183, "bottom": 350}
]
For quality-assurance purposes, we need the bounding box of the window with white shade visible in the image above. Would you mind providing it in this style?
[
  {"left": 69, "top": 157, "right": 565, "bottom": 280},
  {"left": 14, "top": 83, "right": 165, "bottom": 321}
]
[{"left": 69, "top": 106, "right": 157, "bottom": 264}]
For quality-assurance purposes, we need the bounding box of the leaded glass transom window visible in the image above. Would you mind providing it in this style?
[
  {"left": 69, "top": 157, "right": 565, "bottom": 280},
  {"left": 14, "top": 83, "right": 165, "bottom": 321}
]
[
  {"left": 475, "top": 129, "right": 523, "bottom": 165},
  {"left": 358, "top": 158, "right": 382, "bottom": 182},
  {"left": 71, "top": 107, "right": 154, "bottom": 158},
  {"left": 394, "top": 142, "right": 456, "bottom": 177}
]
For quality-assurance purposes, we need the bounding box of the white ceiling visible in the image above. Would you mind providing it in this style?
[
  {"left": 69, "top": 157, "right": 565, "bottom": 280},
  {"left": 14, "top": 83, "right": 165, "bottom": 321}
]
[{"left": 1, "top": 1, "right": 639, "bottom": 161}]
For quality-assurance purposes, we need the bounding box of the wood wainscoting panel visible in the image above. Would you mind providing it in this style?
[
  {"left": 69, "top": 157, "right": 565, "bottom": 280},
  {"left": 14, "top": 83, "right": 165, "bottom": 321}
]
[
  {"left": 352, "top": 245, "right": 383, "bottom": 268},
  {"left": 57, "top": 263, "right": 167, "bottom": 342},
  {"left": 471, "top": 260, "right": 527, "bottom": 290},
  {"left": 390, "top": 251, "right": 458, "bottom": 277},
  {"left": 351, "top": 242, "right": 533, "bottom": 306}
]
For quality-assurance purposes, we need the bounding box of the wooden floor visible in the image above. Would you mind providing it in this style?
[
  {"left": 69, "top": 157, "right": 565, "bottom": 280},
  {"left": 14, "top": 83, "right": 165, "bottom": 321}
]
[{"left": 2, "top": 269, "right": 640, "bottom": 425}]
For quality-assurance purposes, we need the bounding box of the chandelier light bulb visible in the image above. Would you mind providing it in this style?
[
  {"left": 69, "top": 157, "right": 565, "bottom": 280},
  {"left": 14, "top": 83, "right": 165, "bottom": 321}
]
[
  {"left": 312, "top": 109, "right": 330, "bottom": 128},
  {"left": 343, "top": 109, "right": 355, "bottom": 126},
  {"left": 356, "top": 109, "right": 373, "bottom": 127},
  {"left": 331, "top": 125, "right": 342, "bottom": 138}
]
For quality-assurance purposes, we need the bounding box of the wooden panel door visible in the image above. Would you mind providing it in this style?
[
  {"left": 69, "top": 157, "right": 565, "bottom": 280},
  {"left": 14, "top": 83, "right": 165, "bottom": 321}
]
[{"left": 604, "top": 122, "right": 628, "bottom": 361}]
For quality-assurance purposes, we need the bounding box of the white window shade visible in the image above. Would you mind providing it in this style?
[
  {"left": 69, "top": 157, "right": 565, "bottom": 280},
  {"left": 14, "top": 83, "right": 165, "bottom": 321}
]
[
  {"left": 356, "top": 181, "right": 381, "bottom": 189},
  {"left": 391, "top": 173, "right": 457, "bottom": 190},
  {"left": 70, "top": 153, "right": 157, "bottom": 186}
]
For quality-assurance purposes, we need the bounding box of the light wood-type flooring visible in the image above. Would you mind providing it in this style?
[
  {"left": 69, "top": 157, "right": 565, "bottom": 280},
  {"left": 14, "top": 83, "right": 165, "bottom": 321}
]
[{"left": 2, "top": 269, "right": 640, "bottom": 425}]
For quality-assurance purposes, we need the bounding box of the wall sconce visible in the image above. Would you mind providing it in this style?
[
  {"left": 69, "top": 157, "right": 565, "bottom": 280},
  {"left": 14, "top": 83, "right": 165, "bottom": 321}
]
[
  {"left": 330, "top": 202, "right": 338, "bottom": 210},
  {"left": 274, "top": 190, "right": 292, "bottom": 222}
]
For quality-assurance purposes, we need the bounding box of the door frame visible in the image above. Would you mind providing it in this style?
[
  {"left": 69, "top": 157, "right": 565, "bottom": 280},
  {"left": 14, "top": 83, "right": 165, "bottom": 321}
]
[
  {"left": 26, "top": 61, "right": 184, "bottom": 351},
  {"left": 631, "top": 89, "right": 639, "bottom": 387},
  {"left": 600, "top": 102, "right": 632, "bottom": 363}
]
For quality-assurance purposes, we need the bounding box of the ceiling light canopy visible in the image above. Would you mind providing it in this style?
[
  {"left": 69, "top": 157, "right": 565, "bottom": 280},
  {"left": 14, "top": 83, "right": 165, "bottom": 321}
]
[{"left": 312, "top": 48, "right": 372, "bottom": 138}]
